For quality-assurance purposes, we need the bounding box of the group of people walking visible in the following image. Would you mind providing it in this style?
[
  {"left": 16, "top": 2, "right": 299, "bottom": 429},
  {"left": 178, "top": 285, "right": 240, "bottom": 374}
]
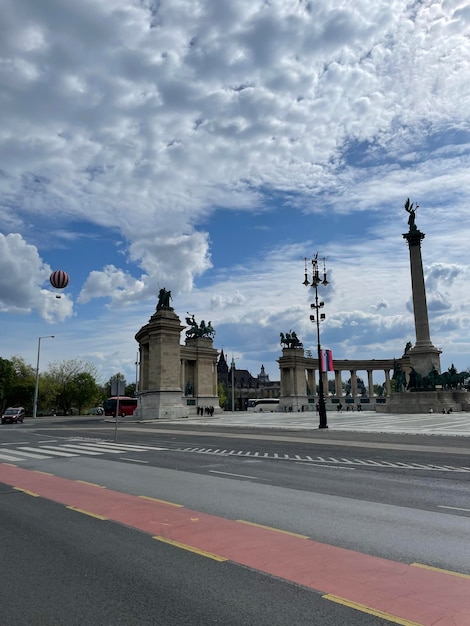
[
  {"left": 336, "top": 402, "right": 362, "bottom": 412},
  {"left": 196, "top": 406, "right": 215, "bottom": 416}
]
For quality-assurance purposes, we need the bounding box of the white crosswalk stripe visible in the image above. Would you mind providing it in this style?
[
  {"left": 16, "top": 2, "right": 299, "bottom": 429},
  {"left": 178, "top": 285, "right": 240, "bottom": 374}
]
[
  {"left": 0, "top": 441, "right": 169, "bottom": 463},
  {"left": 0, "top": 452, "right": 30, "bottom": 461},
  {"left": 175, "top": 446, "right": 470, "bottom": 473},
  {"left": 0, "top": 448, "right": 52, "bottom": 460},
  {"left": 18, "top": 446, "right": 78, "bottom": 458}
]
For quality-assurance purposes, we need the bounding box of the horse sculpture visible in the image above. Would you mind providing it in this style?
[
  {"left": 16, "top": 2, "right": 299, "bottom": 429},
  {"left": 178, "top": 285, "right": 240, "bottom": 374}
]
[
  {"left": 280, "top": 330, "right": 303, "bottom": 349},
  {"left": 185, "top": 313, "right": 216, "bottom": 339}
]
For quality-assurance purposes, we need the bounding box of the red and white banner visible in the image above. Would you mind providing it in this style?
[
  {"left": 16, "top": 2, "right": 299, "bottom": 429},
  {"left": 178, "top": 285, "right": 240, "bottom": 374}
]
[{"left": 320, "top": 349, "right": 334, "bottom": 372}]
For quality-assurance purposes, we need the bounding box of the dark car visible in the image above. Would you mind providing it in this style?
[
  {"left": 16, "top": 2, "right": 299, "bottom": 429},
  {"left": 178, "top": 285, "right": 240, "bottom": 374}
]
[{"left": 1, "top": 407, "right": 26, "bottom": 424}]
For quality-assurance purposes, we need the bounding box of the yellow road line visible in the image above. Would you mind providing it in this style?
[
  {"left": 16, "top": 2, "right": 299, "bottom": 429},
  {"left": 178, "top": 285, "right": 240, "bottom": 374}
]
[
  {"left": 2, "top": 463, "right": 18, "bottom": 467},
  {"left": 323, "top": 594, "right": 423, "bottom": 626},
  {"left": 139, "top": 495, "right": 183, "bottom": 507},
  {"left": 66, "top": 506, "right": 107, "bottom": 520},
  {"left": 75, "top": 480, "right": 106, "bottom": 488},
  {"left": 153, "top": 536, "right": 227, "bottom": 562},
  {"left": 236, "top": 519, "right": 309, "bottom": 539},
  {"left": 14, "top": 487, "right": 39, "bottom": 497},
  {"left": 411, "top": 562, "right": 470, "bottom": 579},
  {"left": 33, "top": 470, "right": 54, "bottom": 476}
]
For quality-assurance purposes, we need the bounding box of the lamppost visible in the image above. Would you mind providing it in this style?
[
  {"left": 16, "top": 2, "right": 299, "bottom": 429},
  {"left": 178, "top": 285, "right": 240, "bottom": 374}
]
[
  {"left": 303, "top": 254, "right": 329, "bottom": 429},
  {"left": 231, "top": 355, "right": 236, "bottom": 411},
  {"left": 33, "top": 335, "right": 55, "bottom": 419}
]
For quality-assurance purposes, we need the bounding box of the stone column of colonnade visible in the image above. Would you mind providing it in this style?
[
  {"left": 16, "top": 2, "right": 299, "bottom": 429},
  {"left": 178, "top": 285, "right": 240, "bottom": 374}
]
[
  {"left": 278, "top": 352, "right": 396, "bottom": 409},
  {"left": 334, "top": 370, "right": 342, "bottom": 396},
  {"left": 350, "top": 370, "right": 358, "bottom": 397}
]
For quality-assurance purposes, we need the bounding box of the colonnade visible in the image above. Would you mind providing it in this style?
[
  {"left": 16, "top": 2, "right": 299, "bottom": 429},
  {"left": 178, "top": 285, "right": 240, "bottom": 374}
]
[{"left": 278, "top": 349, "right": 396, "bottom": 408}]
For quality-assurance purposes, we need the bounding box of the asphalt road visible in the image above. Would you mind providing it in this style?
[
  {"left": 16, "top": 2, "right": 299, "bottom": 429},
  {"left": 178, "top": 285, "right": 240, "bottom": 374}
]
[
  {"left": 4, "top": 486, "right": 381, "bottom": 626},
  {"left": 1, "top": 417, "right": 469, "bottom": 625}
]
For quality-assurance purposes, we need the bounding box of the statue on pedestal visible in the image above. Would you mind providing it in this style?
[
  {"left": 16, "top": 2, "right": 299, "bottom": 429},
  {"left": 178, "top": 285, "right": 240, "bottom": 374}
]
[
  {"left": 405, "top": 198, "right": 419, "bottom": 232},
  {"left": 157, "top": 288, "right": 172, "bottom": 310},
  {"left": 185, "top": 313, "right": 216, "bottom": 339},
  {"left": 280, "top": 330, "right": 303, "bottom": 349}
]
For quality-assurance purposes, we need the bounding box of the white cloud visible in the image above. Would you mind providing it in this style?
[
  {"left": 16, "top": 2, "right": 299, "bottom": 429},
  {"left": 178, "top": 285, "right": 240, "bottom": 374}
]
[
  {"left": 1, "top": 0, "right": 470, "bottom": 379},
  {"left": 0, "top": 233, "right": 73, "bottom": 322}
]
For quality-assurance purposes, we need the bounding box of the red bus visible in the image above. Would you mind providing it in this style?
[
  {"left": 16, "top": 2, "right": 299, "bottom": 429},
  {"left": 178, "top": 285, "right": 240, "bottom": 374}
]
[{"left": 103, "top": 396, "right": 138, "bottom": 417}]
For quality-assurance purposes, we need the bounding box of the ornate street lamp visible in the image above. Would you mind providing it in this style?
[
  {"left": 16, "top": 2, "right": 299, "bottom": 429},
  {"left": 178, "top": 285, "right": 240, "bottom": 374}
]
[
  {"left": 33, "top": 335, "right": 55, "bottom": 419},
  {"left": 303, "top": 254, "right": 329, "bottom": 429},
  {"left": 231, "top": 355, "right": 235, "bottom": 411}
]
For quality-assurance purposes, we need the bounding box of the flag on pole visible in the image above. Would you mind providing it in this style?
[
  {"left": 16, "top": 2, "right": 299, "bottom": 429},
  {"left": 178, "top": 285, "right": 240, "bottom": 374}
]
[{"left": 320, "top": 349, "right": 334, "bottom": 372}]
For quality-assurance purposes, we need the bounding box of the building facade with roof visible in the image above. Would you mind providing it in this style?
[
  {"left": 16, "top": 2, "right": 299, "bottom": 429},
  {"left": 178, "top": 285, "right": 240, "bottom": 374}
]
[{"left": 217, "top": 350, "right": 280, "bottom": 411}]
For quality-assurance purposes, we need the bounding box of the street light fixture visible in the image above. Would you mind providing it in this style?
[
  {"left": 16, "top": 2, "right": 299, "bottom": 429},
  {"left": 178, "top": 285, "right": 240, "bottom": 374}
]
[
  {"left": 303, "top": 254, "right": 329, "bottom": 429},
  {"left": 33, "top": 335, "right": 55, "bottom": 419},
  {"left": 231, "top": 355, "right": 236, "bottom": 412}
]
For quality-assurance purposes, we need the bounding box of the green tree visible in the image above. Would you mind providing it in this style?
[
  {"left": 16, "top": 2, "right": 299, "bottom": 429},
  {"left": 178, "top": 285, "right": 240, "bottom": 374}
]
[
  {"left": 7, "top": 356, "right": 36, "bottom": 411},
  {"left": 125, "top": 382, "right": 136, "bottom": 397},
  {"left": 0, "top": 357, "right": 14, "bottom": 411},
  {"left": 104, "top": 373, "right": 128, "bottom": 398},
  {"left": 217, "top": 382, "right": 227, "bottom": 409},
  {"left": 45, "top": 359, "right": 99, "bottom": 415},
  {"left": 72, "top": 372, "right": 100, "bottom": 414}
]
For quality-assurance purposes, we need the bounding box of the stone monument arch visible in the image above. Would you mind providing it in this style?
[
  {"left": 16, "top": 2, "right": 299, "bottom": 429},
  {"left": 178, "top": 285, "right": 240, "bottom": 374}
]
[{"left": 135, "top": 291, "right": 220, "bottom": 420}]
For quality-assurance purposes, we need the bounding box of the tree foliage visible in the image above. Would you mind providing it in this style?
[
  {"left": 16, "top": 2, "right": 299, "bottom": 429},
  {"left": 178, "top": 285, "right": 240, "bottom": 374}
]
[
  {"left": 104, "top": 373, "right": 135, "bottom": 398},
  {"left": 217, "top": 382, "right": 227, "bottom": 409},
  {"left": 0, "top": 355, "right": 105, "bottom": 416},
  {"left": 0, "top": 357, "right": 15, "bottom": 410},
  {"left": 43, "top": 359, "right": 100, "bottom": 415},
  {"left": 1, "top": 356, "right": 35, "bottom": 410}
]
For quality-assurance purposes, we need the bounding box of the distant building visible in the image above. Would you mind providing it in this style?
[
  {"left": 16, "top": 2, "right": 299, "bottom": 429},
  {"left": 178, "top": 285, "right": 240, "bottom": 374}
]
[{"left": 217, "top": 350, "right": 280, "bottom": 410}]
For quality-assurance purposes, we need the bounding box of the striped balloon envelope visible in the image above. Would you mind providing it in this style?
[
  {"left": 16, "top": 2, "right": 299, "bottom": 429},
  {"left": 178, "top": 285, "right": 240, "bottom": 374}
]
[{"left": 49, "top": 270, "right": 70, "bottom": 297}]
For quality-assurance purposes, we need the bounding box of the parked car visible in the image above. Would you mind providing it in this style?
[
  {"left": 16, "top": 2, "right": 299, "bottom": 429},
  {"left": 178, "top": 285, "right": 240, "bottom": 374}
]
[
  {"left": 88, "top": 407, "right": 104, "bottom": 416},
  {"left": 2, "top": 407, "right": 26, "bottom": 424}
]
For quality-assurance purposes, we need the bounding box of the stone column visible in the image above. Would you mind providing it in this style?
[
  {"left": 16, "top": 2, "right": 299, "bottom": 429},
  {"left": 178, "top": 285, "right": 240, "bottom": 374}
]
[
  {"left": 334, "top": 370, "right": 342, "bottom": 396},
  {"left": 350, "top": 370, "right": 358, "bottom": 397},
  {"left": 322, "top": 372, "right": 329, "bottom": 399},
  {"left": 135, "top": 306, "right": 187, "bottom": 419},
  {"left": 384, "top": 369, "right": 391, "bottom": 397},
  {"left": 307, "top": 369, "right": 315, "bottom": 396},
  {"left": 278, "top": 348, "right": 308, "bottom": 411},
  {"left": 367, "top": 370, "right": 374, "bottom": 396},
  {"left": 402, "top": 228, "right": 441, "bottom": 375}
]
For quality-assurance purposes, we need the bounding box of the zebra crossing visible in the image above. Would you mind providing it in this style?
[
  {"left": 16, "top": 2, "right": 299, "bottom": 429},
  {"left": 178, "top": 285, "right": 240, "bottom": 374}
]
[
  {"left": 175, "top": 445, "right": 470, "bottom": 473},
  {"left": 0, "top": 439, "right": 168, "bottom": 463},
  {"left": 2, "top": 438, "right": 469, "bottom": 474}
]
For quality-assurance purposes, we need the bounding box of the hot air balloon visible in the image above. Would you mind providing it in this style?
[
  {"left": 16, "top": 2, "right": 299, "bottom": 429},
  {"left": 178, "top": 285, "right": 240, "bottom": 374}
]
[{"left": 49, "top": 270, "right": 70, "bottom": 298}]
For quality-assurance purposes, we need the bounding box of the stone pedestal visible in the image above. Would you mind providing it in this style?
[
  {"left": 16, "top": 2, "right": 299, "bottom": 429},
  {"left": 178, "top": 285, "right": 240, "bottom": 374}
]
[
  {"left": 278, "top": 348, "right": 309, "bottom": 412},
  {"left": 376, "top": 390, "right": 469, "bottom": 414},
  {"left": 135, "top": 304, "right": 221, "bottom": 420},
  {"left": 135, "top": 307, "right": 187, "bottom": 420},
  {"left": 181, "top": 337, "right": 221, "bottom": 414}
]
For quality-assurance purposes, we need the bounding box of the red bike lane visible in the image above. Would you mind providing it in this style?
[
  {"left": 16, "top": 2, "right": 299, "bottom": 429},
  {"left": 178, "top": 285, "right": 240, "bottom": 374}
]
[{"left": 2, "top": 463, "right": 469, "bottom": 626}]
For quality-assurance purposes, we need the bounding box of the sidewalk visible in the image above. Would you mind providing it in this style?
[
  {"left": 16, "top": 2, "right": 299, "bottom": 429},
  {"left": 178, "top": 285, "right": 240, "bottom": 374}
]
[{"left": 151, "top": 410, "right": 470, "bottom": 437}]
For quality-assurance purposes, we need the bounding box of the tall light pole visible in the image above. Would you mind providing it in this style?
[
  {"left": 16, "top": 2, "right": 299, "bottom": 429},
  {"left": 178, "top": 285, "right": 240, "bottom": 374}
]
[
  {"left": 303, "top": 255, "right": 329, "bottom": 429},
  {"left": 231, "top": 355, "right": 235, "bottom": 412},
  {"left": 33, "top": 335, "right": 55, "bottom": 419},
  {"left": 135, "top": 351, "right": 140, "bottom": 393}
]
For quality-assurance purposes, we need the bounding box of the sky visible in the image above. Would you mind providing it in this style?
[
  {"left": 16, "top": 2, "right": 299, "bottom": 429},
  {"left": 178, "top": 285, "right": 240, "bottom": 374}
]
[{"left": 1, "top": 0, "right": 470, "bottom": 388}]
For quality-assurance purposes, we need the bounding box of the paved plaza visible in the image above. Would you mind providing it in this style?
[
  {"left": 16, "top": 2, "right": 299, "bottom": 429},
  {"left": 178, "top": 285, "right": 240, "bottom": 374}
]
[{"left": 158, "top": 410, "right": 470, "bottom": 437}]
